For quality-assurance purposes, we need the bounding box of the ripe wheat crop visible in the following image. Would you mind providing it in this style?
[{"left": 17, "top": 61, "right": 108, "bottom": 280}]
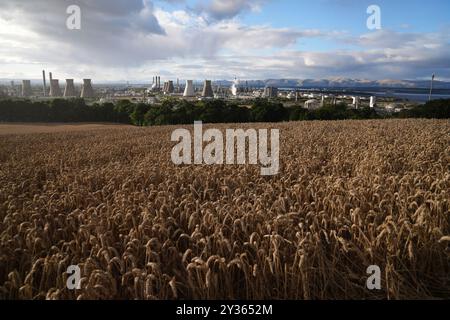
[{"left": 0, "top": 119, "right": 449, "bottom": 300}]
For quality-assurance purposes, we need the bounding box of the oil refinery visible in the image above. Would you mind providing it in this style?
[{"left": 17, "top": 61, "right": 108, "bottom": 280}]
[{"left": 0, "top": 69, "right": 417, "bottom": 115}]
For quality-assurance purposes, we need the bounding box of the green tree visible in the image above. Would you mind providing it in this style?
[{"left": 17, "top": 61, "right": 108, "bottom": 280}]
[
  {"left": 251, "top": 98, "right": 288, "bottom": 122},
  {"left": 131, "top": 103, "right": 150, "bottom": 126}
]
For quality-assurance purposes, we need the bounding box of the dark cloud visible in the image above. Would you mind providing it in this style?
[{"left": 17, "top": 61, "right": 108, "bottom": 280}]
[
  {"left": 0, "top": 0, "right": 165, "bottom": 65},
  {"left": 195, "top": 0, "right": 265, "bottom": 21}
]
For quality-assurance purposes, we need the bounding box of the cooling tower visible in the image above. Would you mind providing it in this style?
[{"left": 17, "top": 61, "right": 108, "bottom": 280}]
[
  {"left": 202, "top": 80, "right": 214, "bottom": 98},
  {"left": 22, "top": 80, "right": 32, "bottom": 97},
  {"left": 167, "top": 81, "right": 174, "bottom": 94},
  {"left": 49, "top": 79, "right": 62, "bottom": 97},
  {"left": 80, "top": 79, "right": 94, "bottom": 98},
  {"left": 64, "top": 79, "right": 76, "bottom": 97},
  {"left": 183, "top": 80, "right": 195, "bottom": 97}
]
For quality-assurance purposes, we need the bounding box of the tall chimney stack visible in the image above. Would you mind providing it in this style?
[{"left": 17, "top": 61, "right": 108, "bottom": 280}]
[{"left": 42, "top": 70, "right": 47, "bottom": 97}]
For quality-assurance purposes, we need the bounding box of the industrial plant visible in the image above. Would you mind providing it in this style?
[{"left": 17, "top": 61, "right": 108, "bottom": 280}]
[
  {"left": 0, "top": 69, "right": 418, "bottom": 115},
  {"left": 6, "top": 70, "right": 97, "bottom": 100}
]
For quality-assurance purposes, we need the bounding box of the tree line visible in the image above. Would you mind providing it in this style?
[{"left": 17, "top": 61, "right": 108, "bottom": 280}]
[{"left": 0, "top": 98, "right": 449, "bottom": 126}]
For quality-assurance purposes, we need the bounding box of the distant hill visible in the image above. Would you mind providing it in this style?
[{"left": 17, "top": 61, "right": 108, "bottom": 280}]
[
  {"left": 215, "top": 78, "right": 450, "bottom": 89},
  {"left": 2, "top": 78, "right": 450, "bottom": 89}
]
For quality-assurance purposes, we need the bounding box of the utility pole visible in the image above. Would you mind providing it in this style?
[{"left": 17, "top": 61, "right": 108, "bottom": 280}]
[{"left": 428, "top": 74, "right": 435, "bottom": 101}]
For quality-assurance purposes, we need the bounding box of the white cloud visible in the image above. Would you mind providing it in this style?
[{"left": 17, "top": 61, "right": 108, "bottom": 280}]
[{"left": 0, "top": 0, "right": 449, "bottom": 81}]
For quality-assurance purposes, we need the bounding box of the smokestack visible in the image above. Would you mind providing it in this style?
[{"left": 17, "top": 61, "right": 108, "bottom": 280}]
[
  {"left": 183, "top": 80, "right": 195, "bottom": 97},
  {"left": 22, "top": 80, "right": 32, "bottom": 97},
  {"left": 42, "top": 70, "right": 47, "bottom": 97},
  {"left": 48, "top": 72, "right": 54, "bottom": 96},
  {"left": 429, "top": 74, "right": 435, "bottom": 101},
  {"left": 80, "top": 79, "right": 94, "bottom": 98},
  {"left": 202, "top": 80, "right": 214, "bottom": 98},
  {"left": 64, "top": 79, "right": 76, "bottom": 97},
  {"left": 49, "top": 79, "right": 62, "bottom": 97}
]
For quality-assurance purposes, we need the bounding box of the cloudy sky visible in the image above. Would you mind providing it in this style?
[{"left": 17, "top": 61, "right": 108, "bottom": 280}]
[{"left": 0, "top": 0, "right": 449, "bottom": 82}]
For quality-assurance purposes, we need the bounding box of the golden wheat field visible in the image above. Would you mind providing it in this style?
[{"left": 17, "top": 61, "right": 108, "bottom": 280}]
[{"left": 0, "top": 119, "right": 449, "bottom": 300}]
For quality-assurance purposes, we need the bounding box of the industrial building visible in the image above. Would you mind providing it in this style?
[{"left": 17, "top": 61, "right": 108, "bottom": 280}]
[
  {"left": 304, "top": 99, "right": 321, "bottom": 110},
  {"left": 21, "top": 80, "right": 32, "bottom": 97},
  {"left": 215, "top": 84, "right": 228, "bottom": 99},
  {"left": 150, "top": 76, "right": 161, "bottom": 91},
  {"left": 370, "top": 96, "right": 376, "bottom": 108},
  {"left": 264, "top": 86, "right": 278, "bottom": 98},
  {"left": 352, "top": 96, "right": 360, "bottom": 109}
]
